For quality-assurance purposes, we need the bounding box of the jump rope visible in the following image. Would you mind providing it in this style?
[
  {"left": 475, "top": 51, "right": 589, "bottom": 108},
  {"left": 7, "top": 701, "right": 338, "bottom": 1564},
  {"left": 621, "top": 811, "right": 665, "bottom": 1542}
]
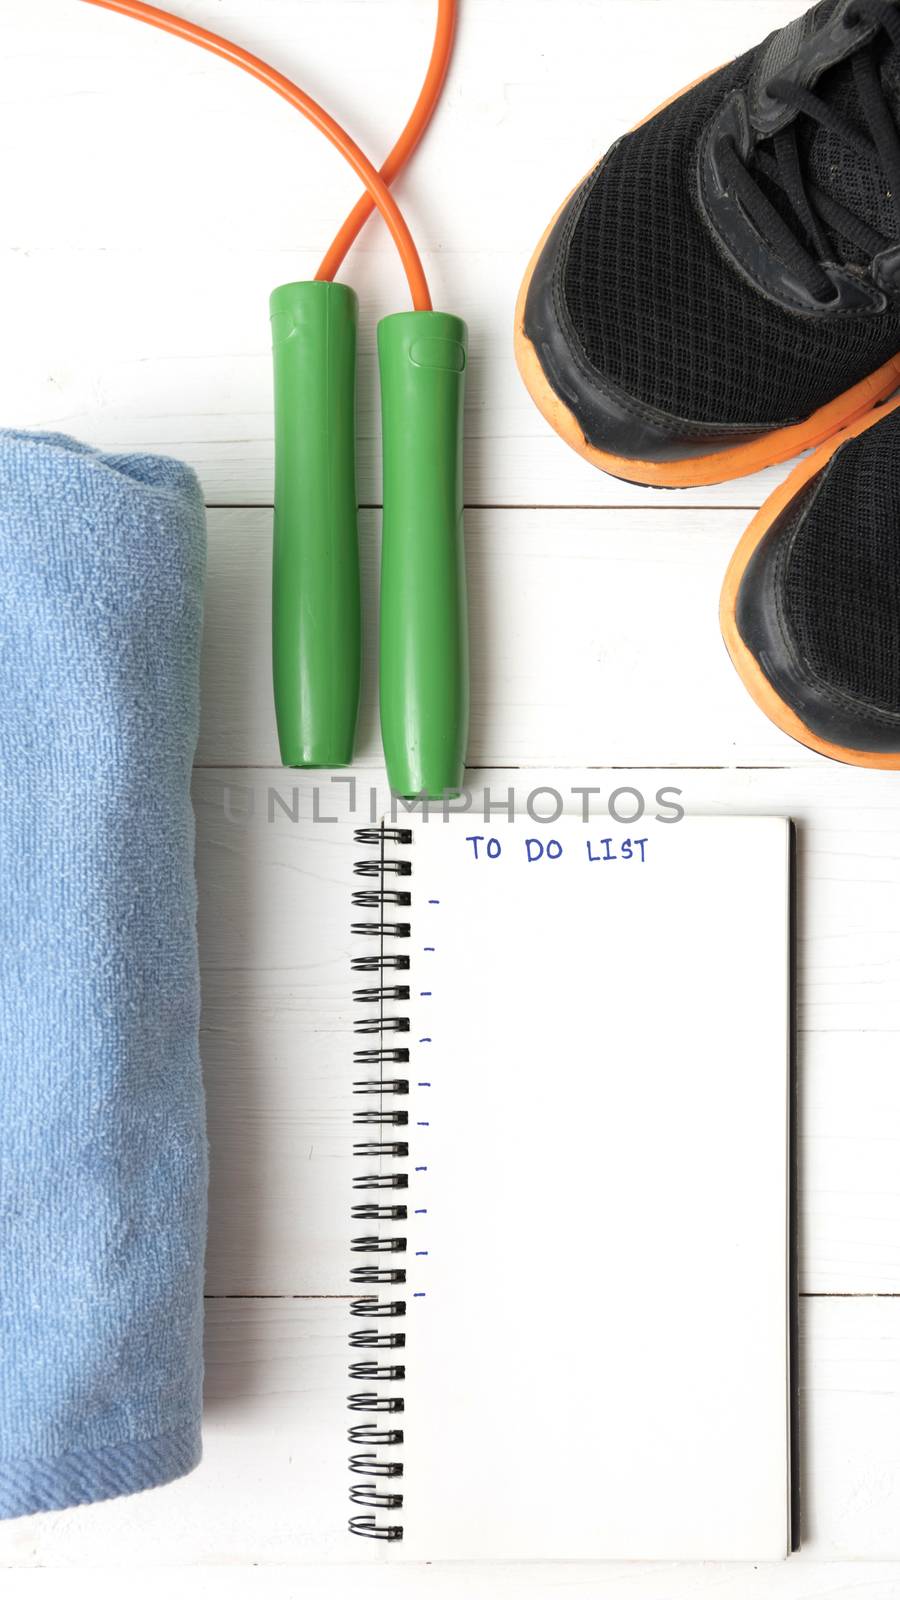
[{"left": 82, "top": 0, "right": 467, "bottom": 800}]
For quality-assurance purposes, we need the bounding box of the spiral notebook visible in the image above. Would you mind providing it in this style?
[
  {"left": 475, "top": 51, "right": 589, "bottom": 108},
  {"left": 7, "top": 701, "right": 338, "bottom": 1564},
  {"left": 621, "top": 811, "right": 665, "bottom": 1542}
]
[{"left": 348, "top": 814, "right": 795, "bottom": 1562}]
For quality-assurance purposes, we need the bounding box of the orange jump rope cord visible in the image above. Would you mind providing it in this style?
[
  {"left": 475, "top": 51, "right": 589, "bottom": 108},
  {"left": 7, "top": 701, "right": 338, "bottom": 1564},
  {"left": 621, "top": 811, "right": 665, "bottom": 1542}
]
[
  {"left": 80, "top": 0, "right": 433, "bottom": 310},
  {"left": 317, "top": 0, "right": 456, "bottom": 283}
]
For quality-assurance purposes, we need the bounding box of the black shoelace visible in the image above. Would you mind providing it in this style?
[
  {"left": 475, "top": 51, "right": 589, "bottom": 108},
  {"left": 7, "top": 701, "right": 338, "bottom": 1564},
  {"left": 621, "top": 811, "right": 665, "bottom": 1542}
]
[{"left": 720, "top": 0, "right": 900, "bottom": 301}]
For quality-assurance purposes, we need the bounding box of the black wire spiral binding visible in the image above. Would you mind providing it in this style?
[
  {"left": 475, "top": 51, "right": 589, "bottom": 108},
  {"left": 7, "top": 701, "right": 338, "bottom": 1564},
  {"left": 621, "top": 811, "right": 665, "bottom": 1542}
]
[{"left": 348, "top": 826, "right": 413, "bottom": 1542}]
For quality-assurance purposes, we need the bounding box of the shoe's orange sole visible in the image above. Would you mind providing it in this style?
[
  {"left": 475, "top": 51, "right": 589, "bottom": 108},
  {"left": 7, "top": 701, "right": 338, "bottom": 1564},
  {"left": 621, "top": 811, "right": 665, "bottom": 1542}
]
[
  {"left": 720, "top": 394, "right": 900, "bottom": 768},
  {"left": 514, "top": 71, "right": 900, "bottom": 489}
]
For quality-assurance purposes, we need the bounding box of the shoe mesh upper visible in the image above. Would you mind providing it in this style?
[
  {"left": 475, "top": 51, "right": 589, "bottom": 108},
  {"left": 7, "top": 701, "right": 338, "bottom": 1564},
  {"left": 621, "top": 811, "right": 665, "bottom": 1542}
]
[
  {"left": 562, "top": 47, "right": 900, "bottom": 426},
  {"left": 783, "top": 408, "right": 900, "bottom": 713}
]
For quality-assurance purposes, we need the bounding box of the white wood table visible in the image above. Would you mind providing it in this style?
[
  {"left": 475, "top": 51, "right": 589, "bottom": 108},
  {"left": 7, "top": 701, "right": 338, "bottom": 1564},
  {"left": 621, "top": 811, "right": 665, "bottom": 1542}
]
[{"left": 4, "top": 1, "right": 900, "bottom": 1592}]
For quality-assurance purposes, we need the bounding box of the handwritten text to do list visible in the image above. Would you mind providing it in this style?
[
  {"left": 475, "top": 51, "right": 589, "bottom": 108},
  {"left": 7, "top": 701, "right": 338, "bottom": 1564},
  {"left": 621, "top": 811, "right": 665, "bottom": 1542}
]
[{"left": 464, "top": 835, "right": 648, "bottom": 864}]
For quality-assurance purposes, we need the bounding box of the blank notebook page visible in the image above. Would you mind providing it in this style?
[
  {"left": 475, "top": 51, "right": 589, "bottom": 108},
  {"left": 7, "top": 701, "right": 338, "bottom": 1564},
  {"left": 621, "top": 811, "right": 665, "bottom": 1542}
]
[{"left": 389, "top": 815, "right": 792, "bottom": 1562}]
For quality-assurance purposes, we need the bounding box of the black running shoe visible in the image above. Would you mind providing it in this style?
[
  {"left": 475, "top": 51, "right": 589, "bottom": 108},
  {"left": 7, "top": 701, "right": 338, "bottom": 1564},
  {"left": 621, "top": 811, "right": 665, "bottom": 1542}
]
[
  {"left": 516, "top": 0, "right": 900, "bottom": 488},
  {"left": 721, "top": 398, "right": 900, "bottom": 765}
]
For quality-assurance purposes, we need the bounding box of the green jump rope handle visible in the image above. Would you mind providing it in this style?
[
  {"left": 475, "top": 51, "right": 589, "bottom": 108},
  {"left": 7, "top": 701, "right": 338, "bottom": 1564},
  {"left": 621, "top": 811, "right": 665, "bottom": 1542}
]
[
  {"left": 270, "top": 280, "right": 361, "bottom": 767},
  {"left": 377, "top": 311, "right": 469, "bottom": 799}
]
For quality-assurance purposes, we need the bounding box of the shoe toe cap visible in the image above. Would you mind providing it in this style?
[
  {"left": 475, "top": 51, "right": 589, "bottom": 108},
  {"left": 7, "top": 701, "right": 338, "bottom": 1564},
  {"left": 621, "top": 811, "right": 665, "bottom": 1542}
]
[
  {"left": 734, "top": 471, "right": 900, "bottom": 759},
  {"left": 520, "top": 172, "right": 775, "bottom": 470}
]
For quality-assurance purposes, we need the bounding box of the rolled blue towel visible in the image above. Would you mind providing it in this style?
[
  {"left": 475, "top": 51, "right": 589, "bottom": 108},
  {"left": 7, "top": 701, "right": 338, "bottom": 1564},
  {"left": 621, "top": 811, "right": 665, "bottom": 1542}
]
[{"left": 0, "top": 432, "right": 208, "bottom": 1518}]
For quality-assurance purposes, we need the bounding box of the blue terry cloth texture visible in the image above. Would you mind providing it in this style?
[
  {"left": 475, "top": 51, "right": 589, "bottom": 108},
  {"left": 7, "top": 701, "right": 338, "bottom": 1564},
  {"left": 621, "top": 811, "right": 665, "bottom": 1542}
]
[{"left": 0, "top": 431, "right": 208, "bottom": 1518}]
